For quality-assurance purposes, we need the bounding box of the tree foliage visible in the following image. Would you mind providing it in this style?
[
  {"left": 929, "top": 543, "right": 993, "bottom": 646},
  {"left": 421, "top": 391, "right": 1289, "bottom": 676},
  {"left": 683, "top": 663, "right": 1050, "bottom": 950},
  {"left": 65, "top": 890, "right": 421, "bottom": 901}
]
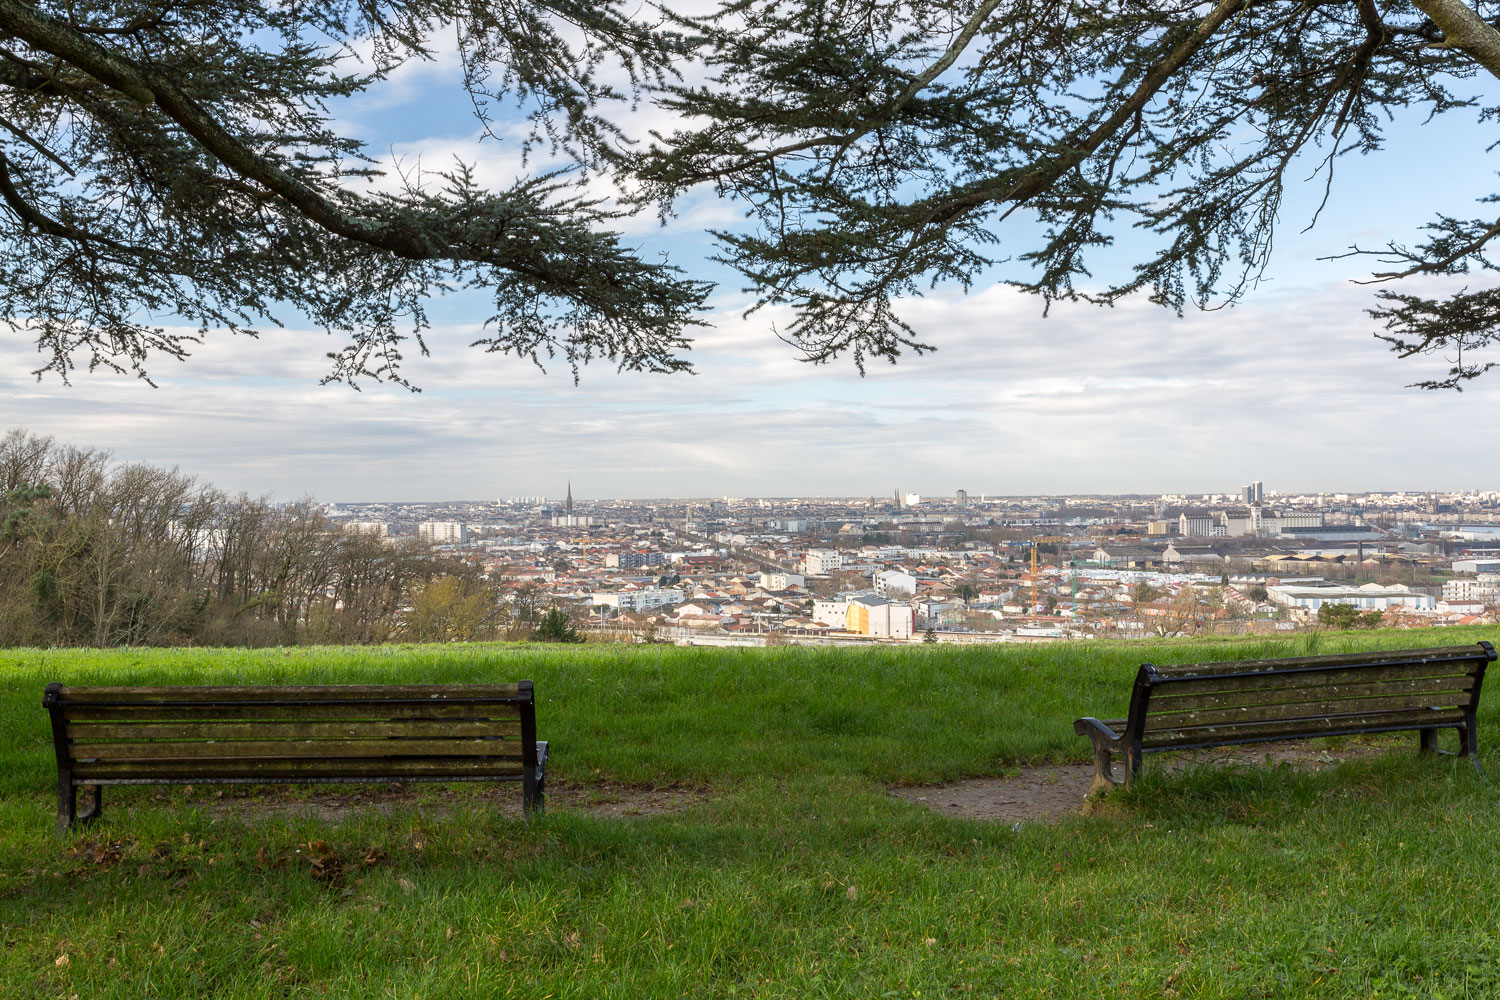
[
  {"left": 638, "top": 0, "right": 1500, "bottom": 386},
  {"left": 534, "top": 605, "right": 585, "bottom": 643},
  {"left": 0, "top": 428, "right": 468, "bottom": 646},
  {"left": 5, "top": 0, "right": 1500, "bottom": 385},
  {"left": 0, "top": 0, "right": 708, "bottom": 386},
  {"left": 1317, "top": 602, "right": 1385, "bottom": 628}
]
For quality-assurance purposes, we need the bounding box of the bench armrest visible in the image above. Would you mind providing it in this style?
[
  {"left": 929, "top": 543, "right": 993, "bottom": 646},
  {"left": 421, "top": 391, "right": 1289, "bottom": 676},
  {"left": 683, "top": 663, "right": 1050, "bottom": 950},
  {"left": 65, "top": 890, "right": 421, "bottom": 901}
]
[{"left": 1073, "top": 717, "right": 1125, "bottom": 745}]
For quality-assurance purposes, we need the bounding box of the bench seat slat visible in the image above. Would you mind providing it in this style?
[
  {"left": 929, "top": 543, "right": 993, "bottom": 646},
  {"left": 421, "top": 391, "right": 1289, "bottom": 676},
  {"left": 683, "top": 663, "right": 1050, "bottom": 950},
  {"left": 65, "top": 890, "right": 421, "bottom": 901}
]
[
  {"left": 71, "top": 757, "right": 527, "bottom": 781},
  {"left": 68, "top": 720, "right": 523, "bottom": 741},
  {"left": 71, "top": 738, "right": 527, "bottom": 761},
  {"left": 1149, "top": 646, "right": 1489, "bottom": 678},
  {"left": 1143, "top": 707, "right": 1467, "bottom": 747},
  {"left": 59, "top": 702, "right": 525, "bottom": 721},
  {"left": 55, "top": 684, "right": 527, "bottom": 703},
  {"left": 1150, "top": 676, "right": 1475, "bottom": 712},
  {"left": 1152, "top": 662, "right": 1480, "bottom": 696},
  {"left": 1146, "top": 693, "right": 1474, "bottom": 731}
]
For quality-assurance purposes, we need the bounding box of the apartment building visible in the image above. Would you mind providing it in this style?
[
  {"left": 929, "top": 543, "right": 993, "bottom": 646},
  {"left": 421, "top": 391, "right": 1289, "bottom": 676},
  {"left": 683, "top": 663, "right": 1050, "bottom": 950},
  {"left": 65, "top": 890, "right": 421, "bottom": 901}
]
[
  {"left": 805, "top": 549, "right": 844, "bottom": 574},
  {"left": 418, "top": 521, "right": 467, "bottom": 545}
]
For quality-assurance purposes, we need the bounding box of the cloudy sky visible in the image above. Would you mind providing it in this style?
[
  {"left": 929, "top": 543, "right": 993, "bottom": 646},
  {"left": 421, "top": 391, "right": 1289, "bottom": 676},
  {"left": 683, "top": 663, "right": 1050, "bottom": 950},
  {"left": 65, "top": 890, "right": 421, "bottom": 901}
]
[{"left": 4, "top": 26, "right": 1499, "bottom": 501}]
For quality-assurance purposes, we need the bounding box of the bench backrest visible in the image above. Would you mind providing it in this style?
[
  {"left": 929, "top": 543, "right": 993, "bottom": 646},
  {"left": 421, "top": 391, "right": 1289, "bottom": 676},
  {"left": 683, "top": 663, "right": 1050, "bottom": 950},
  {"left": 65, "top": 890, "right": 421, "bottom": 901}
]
[
  {"left": 1125, "top": 643, "right": 1495, "bottom": 751},
  {"left": 44, "top": 682, "right": 539, "bottom": 785}
]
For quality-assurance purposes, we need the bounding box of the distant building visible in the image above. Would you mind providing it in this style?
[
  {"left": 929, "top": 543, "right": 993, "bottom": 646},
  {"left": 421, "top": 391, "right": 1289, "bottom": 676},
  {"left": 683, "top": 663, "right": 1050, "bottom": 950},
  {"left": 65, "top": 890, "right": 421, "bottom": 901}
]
[
  {"left": 1267, "top": 583, "right": 1434, "bottom": 612},
  {"left": 1442, "top": 575, "right": 1500, "bottom": 603},
  {"left": 552, "top": 480, "right": 595, "bottom": 527},
  {"left": 590, "top": 588, "right": 685, "bottom": 612},
  {"left": 805, "top": 549, "right": 843, "bottom": 574},
  {"left": 761, "top": 572, "right": 807, "bottom": 590},
  {"left": 811, "top": 600, "right": 849, "bottom": 627},
  {"left": 605, "top": 551, "right": 665, "bottom": 569},
  {"left": 1178, "top": 512, "right": 1214, "bottom": 537},
  {"left": 419, "top": 521, "right": 467, "bottom": 545},
  {"left": 346, "top": 521, "right": 389, "bottom": 539},
  {"left": 875, "top": 569, "right": 918, "bottom": 597},
  {"left": 847, "top": 594, "right": 915, "bottom": 638}
]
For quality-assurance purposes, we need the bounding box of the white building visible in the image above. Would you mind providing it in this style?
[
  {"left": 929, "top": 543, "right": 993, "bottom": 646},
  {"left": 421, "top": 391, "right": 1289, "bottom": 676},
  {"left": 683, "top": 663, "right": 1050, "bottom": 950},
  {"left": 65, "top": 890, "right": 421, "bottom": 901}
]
[
  {"left": 419, "top": 521, "right": 468, "bottom": 545},
  {"left": 1178, "top": 513, "right": 1214, "bottom": 537},
  {"left": 805, "top": 549, "right": 844, "bottom": 574},
  {"left": 811, "top": 600, "right": 849, "bottom": 627},
  {"left": 875, "top": 569, "right": 918, "bottom": 597},
  {"left": 761, "top": 572, "right": 807, "bottom": 590},
  {"left": 1267, "top": 583, "right": 1435, "bottom": 613},
  {"left": 346, "top": 521, "right": 390, "bottom": 539},
  {"left": 590, "top": 587, "right": 685, "bottom": 612},
  {"left": 1442, "top": 575, "right": 1500, "bottom": 604},
  {"left": 848, "top": 594, "right": 915, "bottom": 639}
]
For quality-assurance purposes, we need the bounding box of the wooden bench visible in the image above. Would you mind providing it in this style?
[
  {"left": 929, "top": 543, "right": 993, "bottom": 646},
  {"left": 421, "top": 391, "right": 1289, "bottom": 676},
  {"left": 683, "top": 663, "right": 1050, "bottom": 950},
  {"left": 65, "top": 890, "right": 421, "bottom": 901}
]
[
  {"left": 1074, "top": 642, "right": 1495, "bottom": 793},
  {"left": 43, "top": 681, "right": 547, "bottom": 832}
]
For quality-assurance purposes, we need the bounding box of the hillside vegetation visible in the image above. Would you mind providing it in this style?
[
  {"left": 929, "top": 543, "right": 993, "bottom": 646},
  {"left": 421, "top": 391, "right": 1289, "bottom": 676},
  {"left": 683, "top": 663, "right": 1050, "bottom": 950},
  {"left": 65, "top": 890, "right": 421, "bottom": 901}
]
[{"left": 2, "top": 628, "right": 1498, "bottom": 998}]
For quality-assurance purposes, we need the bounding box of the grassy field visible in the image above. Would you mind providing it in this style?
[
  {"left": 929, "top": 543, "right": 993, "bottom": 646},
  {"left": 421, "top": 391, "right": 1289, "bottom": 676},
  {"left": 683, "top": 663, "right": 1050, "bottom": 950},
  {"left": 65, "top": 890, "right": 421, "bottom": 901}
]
[{"left": 2, "top": 628, "right": 1498, "bottom": 998}]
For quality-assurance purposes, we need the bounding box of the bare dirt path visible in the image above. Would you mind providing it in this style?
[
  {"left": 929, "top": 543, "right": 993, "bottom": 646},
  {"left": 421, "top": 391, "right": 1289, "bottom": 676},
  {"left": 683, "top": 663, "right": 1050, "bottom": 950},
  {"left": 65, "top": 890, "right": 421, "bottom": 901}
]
[
  {"left": 171, "top": 780, "right": 712, "bottom": 823},
  {"left": 890, "top": 742, "right": 1392, "bottom": 825}
]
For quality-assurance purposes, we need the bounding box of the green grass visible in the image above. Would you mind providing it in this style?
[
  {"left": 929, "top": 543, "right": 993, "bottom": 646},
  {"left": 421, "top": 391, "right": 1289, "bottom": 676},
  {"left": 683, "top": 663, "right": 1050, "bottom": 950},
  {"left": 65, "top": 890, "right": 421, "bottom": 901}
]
[{"left": 2, "top": 628, "right": 1498, "bottom": 998}]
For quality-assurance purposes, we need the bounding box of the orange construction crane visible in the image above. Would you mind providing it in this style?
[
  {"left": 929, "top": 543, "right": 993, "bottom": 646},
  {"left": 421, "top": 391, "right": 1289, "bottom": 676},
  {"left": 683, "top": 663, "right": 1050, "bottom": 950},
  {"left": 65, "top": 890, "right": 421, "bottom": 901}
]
[{"left": 1028, "top": 536, "right": 1068, "bottom": 612}]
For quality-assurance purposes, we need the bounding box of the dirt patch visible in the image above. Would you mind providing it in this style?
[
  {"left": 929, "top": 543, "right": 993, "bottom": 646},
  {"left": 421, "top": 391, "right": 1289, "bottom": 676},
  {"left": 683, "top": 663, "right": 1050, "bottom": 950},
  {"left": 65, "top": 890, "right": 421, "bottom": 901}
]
[
  {"left": 891, "top": 741, "right": 1392, "bottom": 825},
  {"left": 123, "top": 780, "right": 711, "bottom": 824}
]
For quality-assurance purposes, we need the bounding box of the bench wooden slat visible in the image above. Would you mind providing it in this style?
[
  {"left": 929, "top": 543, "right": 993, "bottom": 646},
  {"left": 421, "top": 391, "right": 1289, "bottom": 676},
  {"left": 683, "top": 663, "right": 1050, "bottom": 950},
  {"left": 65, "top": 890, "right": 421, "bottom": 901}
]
[
  {"left": 55, "top": 684, "right": 528, "bottom": 703},
  {"left": 70, "top": 737, "right": 527, "bottom": 761},
  {"left": 1149, "top": 646, "right": 1489, "bottom": 677},
  {"left": 60, "top": 701, "right": 525, "bottom": 721},
  {"left": 1150, "top": 676, "right": 1475, "bottom": 712},
  {"left": 68, "top": 720, "right": 524, "bottom": 741},
  {"left": 1146, "top": 693, "right": 1473, "bottom": 731},
  {"left": 72, "top": 757, "right": 527, "bottom": 781},
  {"left": 1152, "top": 662, "right": 1480, "bottom": 696},
  {"left": 1143, "top": 707, "right": 1467, "bottom": 748}
]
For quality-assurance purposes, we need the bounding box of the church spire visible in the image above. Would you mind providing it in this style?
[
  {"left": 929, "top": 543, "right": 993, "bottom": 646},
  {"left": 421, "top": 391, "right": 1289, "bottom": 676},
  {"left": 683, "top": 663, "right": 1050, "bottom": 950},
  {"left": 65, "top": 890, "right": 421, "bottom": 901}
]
[{"left": 566, "top": 481, "right": 573, "bottom": 517}]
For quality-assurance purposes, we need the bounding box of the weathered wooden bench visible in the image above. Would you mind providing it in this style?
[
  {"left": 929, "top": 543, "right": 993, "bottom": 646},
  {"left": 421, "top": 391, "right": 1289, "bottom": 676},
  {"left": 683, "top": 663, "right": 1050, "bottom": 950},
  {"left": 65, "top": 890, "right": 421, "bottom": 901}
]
[
  {"left": 1075, "top": 642, "right": 1495, "bottom": 793},
  {"left": 43, "top": 681, "right": 547, "bottom": 832}
]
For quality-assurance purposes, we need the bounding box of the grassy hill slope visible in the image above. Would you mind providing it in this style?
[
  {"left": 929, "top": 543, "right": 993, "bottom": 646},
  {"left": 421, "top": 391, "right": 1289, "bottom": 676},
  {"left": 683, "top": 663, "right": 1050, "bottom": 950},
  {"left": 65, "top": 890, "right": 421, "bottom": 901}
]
[{"left": 1, "top": 628, "right": 1497, "bottom": 998}]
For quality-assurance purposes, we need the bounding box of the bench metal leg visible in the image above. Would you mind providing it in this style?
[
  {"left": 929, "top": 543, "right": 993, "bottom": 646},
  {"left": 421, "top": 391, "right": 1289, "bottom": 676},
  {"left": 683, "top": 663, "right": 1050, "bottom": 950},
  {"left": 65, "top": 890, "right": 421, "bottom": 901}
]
[
  {"left": 1420, "top": 728, "right": 1438, "bottom": 754},
  {"left": 1089, "top": 743, "right": 1118, "bottom": 795},
  {"left": 77, "top": 785, "right": 103, "bottom": 826},
  {"left": 56, "top": 775, "right": 76, "bottom": 835},
  {"left": 523, "top": 741, "right": 548, "bottom": 818},
  {"left": 58, "top": 782, "right": 103, "bottom": 833}
]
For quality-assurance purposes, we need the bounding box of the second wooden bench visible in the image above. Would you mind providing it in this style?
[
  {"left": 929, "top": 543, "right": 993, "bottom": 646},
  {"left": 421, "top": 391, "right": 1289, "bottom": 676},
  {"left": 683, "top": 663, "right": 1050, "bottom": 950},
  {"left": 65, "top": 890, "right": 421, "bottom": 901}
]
[
  {"left": 1074, "top": 642, "right": 1495, "bottom": 793},
  {"left": 44, "top": 680, "right": 548, "bottom": 832}
]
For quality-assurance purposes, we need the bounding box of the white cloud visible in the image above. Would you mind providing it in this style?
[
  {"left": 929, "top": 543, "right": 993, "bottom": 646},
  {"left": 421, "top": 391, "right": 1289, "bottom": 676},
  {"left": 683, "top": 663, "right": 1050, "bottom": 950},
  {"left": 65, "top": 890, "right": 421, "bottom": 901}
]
[{"left": 4, "top": 275, "right": 1498, "bottom": 499}]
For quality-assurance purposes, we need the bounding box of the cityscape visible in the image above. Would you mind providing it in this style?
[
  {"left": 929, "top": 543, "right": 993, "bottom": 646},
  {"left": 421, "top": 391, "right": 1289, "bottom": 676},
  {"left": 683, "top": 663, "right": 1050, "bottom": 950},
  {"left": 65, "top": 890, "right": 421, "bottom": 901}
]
[{"left": 319, "top": 482, "right": 1500, "bottom": 646}]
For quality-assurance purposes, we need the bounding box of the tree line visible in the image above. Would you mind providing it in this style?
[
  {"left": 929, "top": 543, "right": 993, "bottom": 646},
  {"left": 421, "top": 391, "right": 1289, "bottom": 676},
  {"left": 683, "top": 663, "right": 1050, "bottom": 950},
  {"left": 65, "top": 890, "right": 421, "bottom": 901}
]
[{"left": 0, "top": 430, "right": 571, "bottom": 648}]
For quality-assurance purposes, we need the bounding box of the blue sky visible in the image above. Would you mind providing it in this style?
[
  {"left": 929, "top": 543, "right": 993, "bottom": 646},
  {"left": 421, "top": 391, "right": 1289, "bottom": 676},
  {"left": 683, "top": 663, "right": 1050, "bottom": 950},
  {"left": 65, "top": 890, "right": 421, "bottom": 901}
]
[{"left": 3, "top": 29, "right": 1499, "bottom": 501}]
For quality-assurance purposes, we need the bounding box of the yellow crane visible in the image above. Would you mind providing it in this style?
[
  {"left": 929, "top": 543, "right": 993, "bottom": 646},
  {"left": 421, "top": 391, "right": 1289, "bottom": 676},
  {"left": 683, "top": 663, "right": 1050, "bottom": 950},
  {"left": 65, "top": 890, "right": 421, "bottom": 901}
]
[{"left": 1028, "top": 536, "right": 1068, "bottom": 612}]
